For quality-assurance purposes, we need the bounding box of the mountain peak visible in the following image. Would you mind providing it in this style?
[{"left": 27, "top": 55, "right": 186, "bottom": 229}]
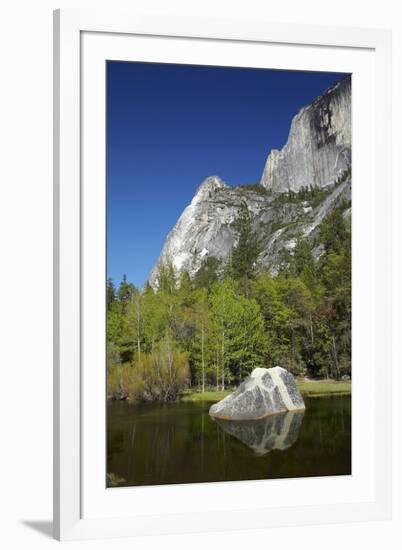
[
  {"left": 192, "top": 176, "right": 229, "bottom": 204},
  {"left": 260, "top": 75, "right": 351, "bottom": 193}
]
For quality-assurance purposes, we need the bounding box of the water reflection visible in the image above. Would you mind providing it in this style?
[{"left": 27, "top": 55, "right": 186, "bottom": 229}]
[
  {"left": 213, "top": 410, "right": 304, "bottom": 455},
  {"left": 107, "top": 397, "right": 350, "bottom": 486}
]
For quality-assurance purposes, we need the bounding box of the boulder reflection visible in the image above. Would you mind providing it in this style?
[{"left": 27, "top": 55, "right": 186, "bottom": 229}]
[{"left": 214, "top": 410, "right": 304, "bottom": 455}]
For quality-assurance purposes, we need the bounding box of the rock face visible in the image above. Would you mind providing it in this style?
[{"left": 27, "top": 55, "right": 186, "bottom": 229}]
[
  {"left": 149, "top": 176, "right": 234, "bottom": 285},
  {"left": 148, "top": 76, "right": 351, "bottom": 287},
  {"left": 209, "top": 367, "right": 305, "bottom": 421},
  {"left": 214, "top": 410, "right": 304, "bottom": 455},
  {"left": 260, "top": 76, "right": 351, "bottom": 193}
]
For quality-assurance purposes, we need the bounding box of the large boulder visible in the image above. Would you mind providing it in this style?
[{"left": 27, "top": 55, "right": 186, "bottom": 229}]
[
  {"left": 214, "top": 410, "right": 304, "bottom": 455},
  {"left": 209, "top": 366, "right": 305, "bottom": 420}
]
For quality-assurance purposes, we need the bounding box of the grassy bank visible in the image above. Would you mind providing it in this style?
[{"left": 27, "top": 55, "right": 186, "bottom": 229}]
[
  {"left": 181, "top": 390, "right": 232, "bottom": 402},
  {"left": 181, "top": 379, "right": 351, "bottom": 402},
  {"left": 297, "top": 379, "right": 351, "bottom": 397}
]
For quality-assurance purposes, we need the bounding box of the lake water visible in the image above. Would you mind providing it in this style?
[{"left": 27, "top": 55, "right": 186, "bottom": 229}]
[{"left": 107, "top": 395, "right": 351, "bottom": 487}]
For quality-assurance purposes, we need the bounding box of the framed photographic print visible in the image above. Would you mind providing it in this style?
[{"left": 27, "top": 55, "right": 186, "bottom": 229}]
[{"left": 54, "top": 9, "right": 392, "bottom": 540}]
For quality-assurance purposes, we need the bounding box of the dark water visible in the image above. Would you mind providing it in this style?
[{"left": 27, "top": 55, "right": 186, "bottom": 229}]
[{"left": 107, "top": 395, "right": 351, "bottom": 487}]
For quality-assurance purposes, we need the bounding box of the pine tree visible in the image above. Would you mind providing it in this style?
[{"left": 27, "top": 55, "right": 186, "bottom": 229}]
[
  {"left": 193, "top": 256, "right": 221, "bottom": 291},
  {"left": 231, "top": 202, "right": 261, "bottom": 280},
  {"left": 106, "top": 277, "right": 116, "bottom": 310},
  {"left": 118, "top": 274, "right": 135, "bottom": 307}
]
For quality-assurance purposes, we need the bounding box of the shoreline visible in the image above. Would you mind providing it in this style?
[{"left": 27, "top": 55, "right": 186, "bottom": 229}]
[
  {"left": 181, "top": 379, "right": 351, "bottom": 402},
  {"left": 107, "top": 379, "right": 351, "bottom": 403}
]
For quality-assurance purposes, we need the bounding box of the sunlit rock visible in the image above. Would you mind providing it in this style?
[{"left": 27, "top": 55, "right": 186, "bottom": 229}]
[
  {"left": 260, "top": 76, "right": 351, "bottom": 193},
  {"left": 209, "top": 366, "right": 305, "bottom": 420}
]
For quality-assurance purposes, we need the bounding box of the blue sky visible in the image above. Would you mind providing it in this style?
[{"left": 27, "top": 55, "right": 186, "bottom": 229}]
[{"left": 107, "top": 62, "right": 347, "bottom": 288}]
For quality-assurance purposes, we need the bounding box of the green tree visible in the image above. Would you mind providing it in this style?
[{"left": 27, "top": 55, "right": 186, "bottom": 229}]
[
  {"left": 157, "top": 260, "right": 177, "bottom": 294},
  {"left": 252, "top": 274, "right": 315, "bottom": 375},
  {"left": 106, "top": 277, "right": 116, "bottom": 310},
  {"left": 252, "top": 274, "right": 291, "bottom": 358},
  {"left": 189, "top": 288, "right": 210, "bottom": 391},
  {"left": 209, "top": 279, "right": 266, "bottom": 388},
  {"left": 126, "top": 290, "right": 143, "bottom": 364},
  {"left": 178, "top": 271, "right": 193, "bottom": 306},
  {"left": 141, "top": 285, "right": 169, "bottom": 353},
  {"left": 276, "top": 276, "right": 314, "bottom": 374},
  {"left": 291, "top": 239, "right": 315, "bottom": 279},
  {"left": 118, "top": 274, "right": 135, "bottom": 309},
  {"left": 230, "top": 202, "right": 261, "bottom": 280},
  {"left": 318, "top": 209, "right": 348, "bottom": 254},
  {"left": 193, "top": 256, "right": 222, "bottom": 291}
]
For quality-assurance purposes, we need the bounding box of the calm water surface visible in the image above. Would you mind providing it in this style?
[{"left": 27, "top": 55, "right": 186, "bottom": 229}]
[{"left": 107, "top": 395, "right": 351, "bottom": 487}]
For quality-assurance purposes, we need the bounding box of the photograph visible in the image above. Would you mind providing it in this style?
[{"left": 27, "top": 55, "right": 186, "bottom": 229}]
[
  {"left": 0, "top": 1, "right": 395, "bottom": 545},
  {"left": 105, "top": 61, "right": 352, "bottom": 488}
]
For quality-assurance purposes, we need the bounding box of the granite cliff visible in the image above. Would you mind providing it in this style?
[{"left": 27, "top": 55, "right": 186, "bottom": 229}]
[
  {"left": 149, "top": 76, "right": 351, "bottom": 287},
  {"left": 260, "top": 76, "right": 351, "bottom": 193}
]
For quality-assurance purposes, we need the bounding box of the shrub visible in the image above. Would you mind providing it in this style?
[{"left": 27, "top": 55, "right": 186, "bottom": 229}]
[{"left": 132, "top": 338, "right": 190, "bottom": 402}]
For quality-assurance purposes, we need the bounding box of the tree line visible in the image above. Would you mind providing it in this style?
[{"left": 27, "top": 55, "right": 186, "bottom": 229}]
[{"left": 107, "top": 202, "right": 351, "bottom": 402}]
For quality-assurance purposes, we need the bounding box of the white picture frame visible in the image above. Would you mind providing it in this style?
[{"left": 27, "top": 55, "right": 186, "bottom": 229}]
[{"left": 53, "top": 8, "right": 392, "bottom": 541}]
